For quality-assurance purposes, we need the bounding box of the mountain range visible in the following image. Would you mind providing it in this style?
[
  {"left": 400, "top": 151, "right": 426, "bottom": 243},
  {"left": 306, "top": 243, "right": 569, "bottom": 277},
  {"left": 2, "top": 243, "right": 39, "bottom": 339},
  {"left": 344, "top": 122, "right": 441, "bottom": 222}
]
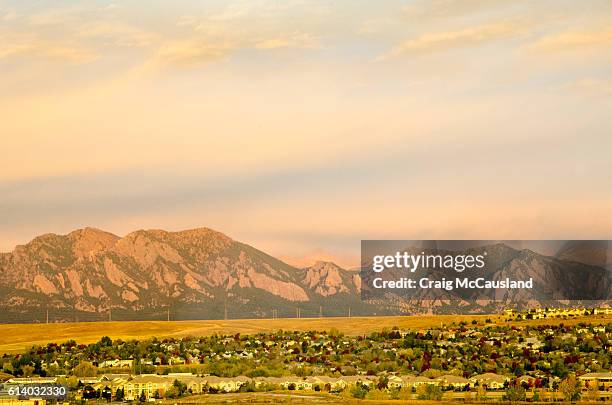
[
  {"left": 0, "top": 227, "right": 371, "bottom": 322},
  {"left": 0, "top": 228, "right": 609, "bottom": 323}
]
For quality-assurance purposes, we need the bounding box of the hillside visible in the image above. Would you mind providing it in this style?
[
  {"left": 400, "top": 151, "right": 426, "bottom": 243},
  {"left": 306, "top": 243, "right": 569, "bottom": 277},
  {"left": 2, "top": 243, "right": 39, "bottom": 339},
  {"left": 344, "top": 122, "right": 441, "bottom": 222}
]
[
  {"left": 0, "top": 229, "right": 610, "bottom": 322},
  {"left": 0, "top": 227, "right": 367, "bottom": 322}
]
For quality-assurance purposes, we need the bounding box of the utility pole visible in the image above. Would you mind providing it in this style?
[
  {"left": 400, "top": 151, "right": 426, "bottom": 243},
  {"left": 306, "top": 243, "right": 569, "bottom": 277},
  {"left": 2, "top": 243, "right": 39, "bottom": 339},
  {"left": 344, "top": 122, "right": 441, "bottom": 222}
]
[
  {"left": 224, "top": 302, "right": 228, "bottom": 320},
  {"left": 109, "top": 309, "right": 112, "bottom": 322},
  {"left": 348, "top": 307, "right": 351, "bottom": 318},
  {"left": 167, "top": 308, "right": 170, "bottom": 322},
  {"left": 46, "top": 308, "right": 49, "bottom": 324},
  {"left": 319, "top": 306, "right": 322, "bottom": 318}
]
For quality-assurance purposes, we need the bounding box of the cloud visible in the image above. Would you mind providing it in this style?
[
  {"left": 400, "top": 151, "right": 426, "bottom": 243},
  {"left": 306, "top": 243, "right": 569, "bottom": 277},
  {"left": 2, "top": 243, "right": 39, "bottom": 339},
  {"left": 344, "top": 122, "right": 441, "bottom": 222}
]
[
  {"left": 0, "top": 37, "right": 97, "bottom": 63},
  {"left": 150, "top": 29, "right": 318, "bottom": 67},
  {"left": 402, "top": 0, "right": 519, "bottom": 20},
  {"left": 528, "top": 28, "right": 612, "bottom": 52},
  {"left": 560, "top": 78, "right": 612, "bottom": 96},
  {"left": 378, "top": 21, "right": 525, "bottom": 60},
  {"left": 254, "top": 32, "right": 318, "bottom": 49},
  {"left": 1, "top": 9, "right": 18, "bottom": 21},
  {"left": 74, "top": 21, "right": 158, "bottom": 48},
  {"left": 151, "top": 40, "right": 235, "bottom": 67}
]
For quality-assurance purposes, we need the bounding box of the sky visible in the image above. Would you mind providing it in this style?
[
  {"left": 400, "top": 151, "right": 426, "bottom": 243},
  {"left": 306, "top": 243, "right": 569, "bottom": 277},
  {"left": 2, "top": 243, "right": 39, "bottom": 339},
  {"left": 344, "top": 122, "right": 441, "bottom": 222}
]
[{"left": 1, "top": 0, "right": 612, "bottom": 268}]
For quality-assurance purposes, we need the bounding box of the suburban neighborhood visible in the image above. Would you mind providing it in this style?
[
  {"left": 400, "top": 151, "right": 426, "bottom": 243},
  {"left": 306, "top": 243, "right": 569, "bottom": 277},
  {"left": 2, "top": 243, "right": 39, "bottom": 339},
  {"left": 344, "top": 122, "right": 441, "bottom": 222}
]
[{"left": 1, "top": 309, "right": 610, "bottom": 402}]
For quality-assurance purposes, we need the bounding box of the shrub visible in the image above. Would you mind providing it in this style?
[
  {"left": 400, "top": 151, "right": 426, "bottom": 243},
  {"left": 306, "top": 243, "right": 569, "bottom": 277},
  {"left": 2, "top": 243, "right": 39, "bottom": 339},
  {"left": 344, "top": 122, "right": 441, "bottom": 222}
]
[
  {"left": 350, "top": 384, "right": 368, "bottom": 399},
  {"left": 504, "top": 386, "right": 526, "bottom": 402}
]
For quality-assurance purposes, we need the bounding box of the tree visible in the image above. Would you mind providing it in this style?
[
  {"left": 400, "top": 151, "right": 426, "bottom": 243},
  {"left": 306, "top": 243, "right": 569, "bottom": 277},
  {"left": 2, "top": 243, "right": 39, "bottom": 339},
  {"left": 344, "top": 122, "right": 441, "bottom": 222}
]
[
  {"left": 376, "top": 376, "right": 388, "bottom": 390},
  {"left": 172, "top": 379, "right": 187, "bottom": 396},
  {"left": 504, "top": 386, "right": 526, "bottom": 402},
  {"left": 115, "top": 387, "right": 125, "bottom": 401},
  {"left": 350, "top": 384, "right": 368, "bottom": 399},
  {"left": 100, "top": 336, "right": 113, "bottom": 347},
  {"left": 73, "top": 361, "right": 97, "bottom": 377},
  {"left": 416, "top": 384, "right": 443, "bottom": 400},
  {"left": 559, "top": 375, "right": 581, "bottom": 402},
  {"left": 20, "top": 365, "right": 34, "bottom": 377},
  {"left": 101, "top": 386, "right": 112, "bottom": 402}
]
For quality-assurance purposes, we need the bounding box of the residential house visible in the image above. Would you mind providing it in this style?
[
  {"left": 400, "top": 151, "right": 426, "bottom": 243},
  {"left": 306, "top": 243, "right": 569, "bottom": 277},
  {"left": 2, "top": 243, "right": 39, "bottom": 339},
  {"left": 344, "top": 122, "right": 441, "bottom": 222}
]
[
  {"left": 578, "top": 372, "right": 612, "bottom": 391},
  {"left": 469, "top": 373, "right": 509, "bottom": 390}
]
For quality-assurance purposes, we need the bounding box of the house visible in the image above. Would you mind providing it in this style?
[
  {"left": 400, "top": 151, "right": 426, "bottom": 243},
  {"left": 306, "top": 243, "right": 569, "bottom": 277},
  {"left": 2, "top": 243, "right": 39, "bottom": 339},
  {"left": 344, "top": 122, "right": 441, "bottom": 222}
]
[
  {"left": 339, "top": 375, "right": 375, "bottom": 388},
  {"left": 469, "top": 373, "right": 509, "bottom": 390},
  {"left": 435, "top": 375, "right": 469, "bottom": 390},
  {"left": 79, "top": 377, "right": 101, "bottom": 385},
  {"left": 7, "top": 377, "right": 58, "bottom": 384},
  {"left": 123, "top": 375, "right": 173, "bottom": 400},
  {"left": 100, "top": 374, "right": 129, "bottom": 380},
  {"left": 518, "top": 337, "right": 543, "bottom": 350},
  {"left": 387, "top": 375, "right": 404, "bottom": 389},
  {"left": 168, "top": 356, "right": 185, "bottom": 365},
  {"left": 204, "top": 376, "right": 247, "bottom": 392},
  {"left": 401, "top": 376, "right": 436, "bottom": 388},
  {"left": 172, "top": 375, "right": 208, "bottom": 394},
  {"left": 578, "top": 372, "right": 612, "bottom": 391},
  {"left": 516, "top": 375, "right": 537, "bottom": 388},
  {"left": 99, "top": 359, "right": 134, "bottom": 368}
]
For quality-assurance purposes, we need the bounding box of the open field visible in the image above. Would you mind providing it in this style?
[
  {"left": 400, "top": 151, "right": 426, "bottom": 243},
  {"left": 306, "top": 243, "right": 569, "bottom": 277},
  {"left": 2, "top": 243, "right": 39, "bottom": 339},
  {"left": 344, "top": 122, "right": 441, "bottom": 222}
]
[
  {"left": 1, "top": 314, "right": 610, "bottom": 354},
  {"left": 160, "top": 391, "right": 612, "bottom": 404},
  {"left": 160, "top": 392, "right": 465, "bottom": 404}
]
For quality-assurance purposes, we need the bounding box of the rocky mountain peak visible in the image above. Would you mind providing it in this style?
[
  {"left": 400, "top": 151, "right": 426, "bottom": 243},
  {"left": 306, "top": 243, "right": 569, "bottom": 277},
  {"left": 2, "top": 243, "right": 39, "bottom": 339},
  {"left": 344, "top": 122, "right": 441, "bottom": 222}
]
[{"left": 68, "top": 227, "right": 119, "bottom": 259}]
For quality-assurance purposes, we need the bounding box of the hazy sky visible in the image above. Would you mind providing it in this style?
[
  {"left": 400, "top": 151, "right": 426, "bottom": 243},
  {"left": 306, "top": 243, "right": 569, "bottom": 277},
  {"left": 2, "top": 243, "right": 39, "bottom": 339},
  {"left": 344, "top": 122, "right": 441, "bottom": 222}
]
[{"left": 2, "top": 0, "right": 612, "bottom": 267}]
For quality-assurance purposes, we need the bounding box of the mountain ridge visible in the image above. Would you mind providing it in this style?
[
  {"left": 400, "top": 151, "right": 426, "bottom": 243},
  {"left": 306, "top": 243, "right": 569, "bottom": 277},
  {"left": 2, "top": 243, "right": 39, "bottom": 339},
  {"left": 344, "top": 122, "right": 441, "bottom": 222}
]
[
  {"left": 0, "top": 227, "right": 367, "bottom": 321},
  {"left": 0, "top": 228, "right": 609, "bottom": 322}
]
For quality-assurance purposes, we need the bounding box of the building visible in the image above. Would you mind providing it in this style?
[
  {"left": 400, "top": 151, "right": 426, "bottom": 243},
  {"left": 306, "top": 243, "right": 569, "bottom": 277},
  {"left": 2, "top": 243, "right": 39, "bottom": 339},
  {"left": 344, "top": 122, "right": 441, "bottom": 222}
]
[
  {"left": 435, "top": 375, "right": 469, "bottom": 390},
  {"left": 123, "top": 375, "right": 173, "bottom": 400},
  {"left": 469, "top": 373, "right": 509, "bottom": 390},
  {"left": 99, "top": 359, "right": 134, "bottom": 368},
  {"left": 578, "top": 372, "right": 612, "bottom": 391}
]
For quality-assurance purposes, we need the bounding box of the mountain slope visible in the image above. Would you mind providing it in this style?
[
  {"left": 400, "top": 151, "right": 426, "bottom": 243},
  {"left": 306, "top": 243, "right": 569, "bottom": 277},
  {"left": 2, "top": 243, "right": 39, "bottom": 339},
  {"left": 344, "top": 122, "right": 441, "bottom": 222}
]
[
  {"left": 1, "top": 230, "right": 610, "bottom": 322},
  {"left": 301, "top": 261, "right": 360, "bottom": 296},
  {"left": 0, "top": 227, "right": 374, "bottom": 321}
]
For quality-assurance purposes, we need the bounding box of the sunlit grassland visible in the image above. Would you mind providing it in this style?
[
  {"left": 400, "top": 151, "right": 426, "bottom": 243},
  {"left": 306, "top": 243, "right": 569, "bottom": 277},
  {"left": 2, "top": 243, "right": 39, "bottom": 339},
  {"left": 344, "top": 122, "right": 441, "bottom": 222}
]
[{"left": 1, "top": 314, "right": 610, "bottom": 354}]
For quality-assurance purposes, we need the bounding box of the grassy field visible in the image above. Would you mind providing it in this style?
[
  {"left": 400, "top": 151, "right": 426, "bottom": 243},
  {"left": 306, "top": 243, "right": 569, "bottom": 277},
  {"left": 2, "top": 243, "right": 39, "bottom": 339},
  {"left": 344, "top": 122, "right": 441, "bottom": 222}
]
[
  {"left": 160, "top": 391, "right": 583, "bottom": 404},
  {"left": 161, "top": 392, "right": 476, "bottom": 404},
  {"left": 0, "top": 314, "right": 610, "bottom": 354}
]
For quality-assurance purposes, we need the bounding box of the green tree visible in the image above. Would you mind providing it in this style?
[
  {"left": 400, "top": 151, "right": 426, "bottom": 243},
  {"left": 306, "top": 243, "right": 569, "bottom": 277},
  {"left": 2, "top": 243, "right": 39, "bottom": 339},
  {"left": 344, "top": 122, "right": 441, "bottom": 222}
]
[
  {"left": 73, "top": 362, "right": 97, "bottom": 377},
  {"left": 20, "top": 365, "right": 34, "bottom": 377},
  {"left": 99, "top": 336, "right": 113, "bottom": 347},
  {"left": 115, "top": 387, "right": 125, "bottom": 401},
  {"left": 376, "top": 376, "right": 388, "bottom": 390},
  {"left": 559, "top": 375, "right": 581, "bottom": 402},
  {"left": 416, "top": 384, "right": 443, "bottom": 400},
  {"left": 350, "top": 384, "right": 368, "bottom": 399},
  {"left": 173, "top": 379, "right": 188, "bottom": 396},
  {"left": 504, "top": 386, "right": 526, "bottom": 402}
]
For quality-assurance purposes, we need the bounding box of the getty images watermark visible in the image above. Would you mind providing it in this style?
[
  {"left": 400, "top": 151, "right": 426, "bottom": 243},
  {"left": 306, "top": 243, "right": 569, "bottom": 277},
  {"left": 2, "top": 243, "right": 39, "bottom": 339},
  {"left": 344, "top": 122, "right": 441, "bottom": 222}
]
[{"left": 360, "top": 240, "right": 611, "bottom": 302}]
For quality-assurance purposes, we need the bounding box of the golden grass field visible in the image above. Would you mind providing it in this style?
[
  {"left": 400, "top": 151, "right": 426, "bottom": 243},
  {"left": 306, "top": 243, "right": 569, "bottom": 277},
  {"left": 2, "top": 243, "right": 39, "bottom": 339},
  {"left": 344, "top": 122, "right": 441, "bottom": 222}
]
[
  {"left": 0, "top": 314, "right": 610, "bottom": 354},
  {"left": 161, "top": 392, "right": 457, "bottom": 404}
]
